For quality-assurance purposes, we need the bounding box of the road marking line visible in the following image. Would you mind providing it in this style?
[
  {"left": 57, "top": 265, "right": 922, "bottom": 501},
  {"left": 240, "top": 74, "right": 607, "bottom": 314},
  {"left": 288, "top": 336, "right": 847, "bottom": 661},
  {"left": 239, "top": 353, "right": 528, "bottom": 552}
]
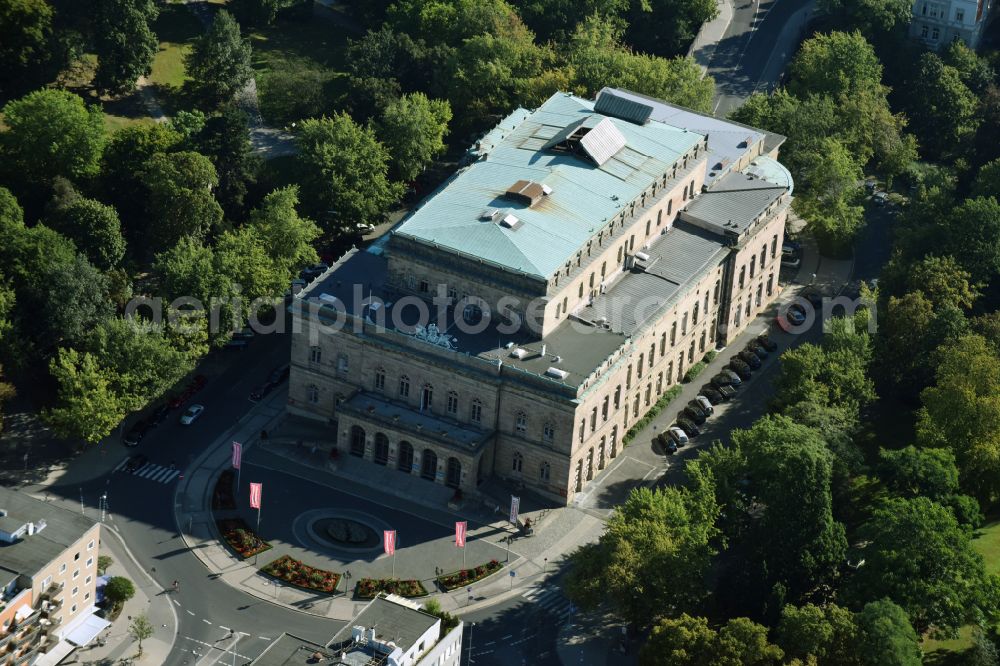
[
  {"left": 172, "top": 599, "right": 181, "bottom": 606},
  {"left": 258, "top": 636, "right": 271, "bottom": 641},
  {"left": 113, "top": 459, "right": 128, "bottom": 473},
  {"left": 187, "top": 610, "right": 195, "bottom": 616},
  {"left": 219, "top": 626, "right": 230, "bottom": 632},
  {"left": 500, "top": 634, "right": 512, "bottom": 640},
  {"left": 203, "top": 619, "right": 212, "bottom": 625},
  {"left": 162, "top": 470, "right": 181, "bottom": 483}
]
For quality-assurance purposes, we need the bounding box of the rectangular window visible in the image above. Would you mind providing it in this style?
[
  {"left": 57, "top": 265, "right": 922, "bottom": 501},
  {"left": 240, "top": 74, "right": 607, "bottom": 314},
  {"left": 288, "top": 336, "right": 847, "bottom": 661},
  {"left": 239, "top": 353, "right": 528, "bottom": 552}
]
[
  {"left": 648, "top": 344, "right": 655, "bottom": 368},
  {"left": 767, "top": 274, "right": 774, "bottom": 296},
  {"left": 87, "top": 540, "right": 95, "bottom": 551},
  {"left": 626, "top": 365, "right": 633, "bottom": 390},
  {"left": 932, "top": 27, "right": 939, "bottom": 39},
  {"left": 72, "top": 570, "right": 79, "bottom": 580},
  {"left": 447, "top": 393, "right": 459, "bottom": 414},
  {"left": 681, "top": 314, "right": 688, "bottom": 336},
  {"left": 60, "top": 564, "right": 66, "bottom": 574},
  {"left": 86, "top": 557, "right": 93, "bottom": 568},
  {"left": 659, "top": 333, "right": 666, "bottom": 356},
  {"left": 517, "top": 413, "right": 528, "bottom": 434},
  {"left": 419, "top": 280, "right": 429, "bottom": 293},
  {"left": 956, "top": 8, "right": 964, "bottom": 20},
  {"left": 739, "top": 266, "right": 746, "bottom": 289},
  {"left": 543, "top": 424, "right": 554, "bottom": 442},
  {"left": 71, "top": 604, "right": 77, "bottom": 613},
  {"left": 337, "top": 354, "right": 349, "bottom": 373},
  {"left": 471, "top": 401, "right": 482, "bottom": 424},
  {"left": 399, "top": 377, "right": 410, "bottom": 397},
  {"left": 309, "top": 346, "right": 321, "bottom": 363},
  {"left": 72, "top": 586, "right": 78, "bottom": 596},
  {"left": 84, "top": 592, "right": 90, "bottom": 601},
  {"left": 447, "top": 286, "right": 458, "bottom": 300}
]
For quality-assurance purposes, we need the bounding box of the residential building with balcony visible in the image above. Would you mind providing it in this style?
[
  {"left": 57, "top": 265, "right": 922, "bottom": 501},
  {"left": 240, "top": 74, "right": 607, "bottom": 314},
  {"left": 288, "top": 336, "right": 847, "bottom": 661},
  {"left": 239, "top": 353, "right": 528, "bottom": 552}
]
[
  {"left": 0, "top": 488, "right": 105, "bottom": 666},
  {"left": 910, "top": 0, "right": 994, "bottom": 49},
  {"left": 287, "top": 88, "right": 792, "bottom": 505}
]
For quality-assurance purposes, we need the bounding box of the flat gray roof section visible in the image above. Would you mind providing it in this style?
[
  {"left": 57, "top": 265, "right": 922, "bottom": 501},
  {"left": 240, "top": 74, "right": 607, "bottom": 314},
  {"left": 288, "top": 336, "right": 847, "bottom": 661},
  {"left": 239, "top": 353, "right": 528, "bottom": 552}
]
[
  {"left": 598, "top": 88, "right": 787, "bottom": 186},
  {"left": 0, "top": 488, "right": 96, "bottom": 578},
  {"left": 582, "top": 221, "right": 728, "bottom": 335},
  {"left": 249, "top": 633, "right": 332, "bottom": 666},
  {"left": 329, "top": 596, "right": 439, "bottom": 652},
  {"left": 680, "top": 172, "right": 786, "bottom": 235}
]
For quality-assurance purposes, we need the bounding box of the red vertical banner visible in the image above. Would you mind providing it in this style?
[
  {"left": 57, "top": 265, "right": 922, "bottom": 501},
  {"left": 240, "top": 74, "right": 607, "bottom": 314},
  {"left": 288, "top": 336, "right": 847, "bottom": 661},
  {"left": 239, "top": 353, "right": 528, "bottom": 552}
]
[
  {"left": 249, "top": 482, "right": 262, "bottom": 509},
  {"left": 384, "top": 530, "right": 396, "bottom": 555},
  {"left": 455, "top": 521, "right": 467, "bottom": 548}
]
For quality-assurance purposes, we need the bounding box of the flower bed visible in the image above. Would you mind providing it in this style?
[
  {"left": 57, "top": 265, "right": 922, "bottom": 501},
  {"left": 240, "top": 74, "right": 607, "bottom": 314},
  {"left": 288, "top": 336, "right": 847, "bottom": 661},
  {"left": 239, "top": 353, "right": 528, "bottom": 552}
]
[
  {"left": 436, "top": 559, "right": 503, "bottom": 591},
  {"left": 212, "top": 470, "right": 236, "bottom": 510},
  {"left": 354, "top": 578, "right": 428, "bottom": 599},
  {"left": 262, "top": 555, "right": 340, "bottom": 593},
  {"left": 217, "top": 518, "right": 270, "bottom": 559}
]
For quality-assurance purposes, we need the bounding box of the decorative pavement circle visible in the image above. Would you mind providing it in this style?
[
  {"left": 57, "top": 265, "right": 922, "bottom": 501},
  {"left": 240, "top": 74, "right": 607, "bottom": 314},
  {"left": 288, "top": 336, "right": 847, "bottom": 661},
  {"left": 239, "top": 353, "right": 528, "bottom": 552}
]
[{"left": 294, "top": 508, "right": 393, "bottom": 556}]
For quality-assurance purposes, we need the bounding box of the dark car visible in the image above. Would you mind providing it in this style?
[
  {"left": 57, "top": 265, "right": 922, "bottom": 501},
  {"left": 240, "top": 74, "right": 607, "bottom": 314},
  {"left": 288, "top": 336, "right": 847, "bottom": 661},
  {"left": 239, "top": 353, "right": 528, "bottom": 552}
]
[
  {"left": 756, "top": 335, "right": 777, "bottom": 352},
  {"left": 676, "top": 418, "right": 701, "bottom": 437},
  {"left": 683, "top": 406, "right": 707, "bottom": 425},
  {"left": 701, "top": 386, "right": 724, "bottom": 404},
  {"left": 728, "top": 360, "right": 752, "bottom": 380},
  {"left": 150, "top": 404, "right": 171, "bottom": 425},
  {"left": 664, "top": 439, "right": 678, "bottom": 455},
  {"left": 712, "top": 373, "right": 734, "bottom": 389},
  {"left": 249, "top": 382, "right": 273, "bottom": 402},
  {"left": 267, "top": 364, "right": 290, "bottom": 385},
  {"left": 716, "top": 383, "right": 737, "bottom": 399},
  {"left": 123, "top": 421, "right": 152, "bottom": 447},
  {"left": 739, "top": 350, "right": 763, "bottom": 369},
  {"left": 123, "top": 454, "right": 149, "bottom": 472},
  {"left": 654, "top": 431, "right": 675, "bottom": 453},
  {"left": 801, "top": 290, "right": 824, "bottom": 309},
  {"left": 688, "top": 400, "right": 710, "bottom": 418},
  {"left": 225, "top": 338, "right": 249, "bottom": 350}
]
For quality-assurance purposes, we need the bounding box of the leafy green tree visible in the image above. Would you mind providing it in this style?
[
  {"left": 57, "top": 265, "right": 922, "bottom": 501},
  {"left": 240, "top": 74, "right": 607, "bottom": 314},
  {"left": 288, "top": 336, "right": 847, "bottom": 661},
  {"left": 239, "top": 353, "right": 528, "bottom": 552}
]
[
  {"left": 792, "top": 137, "right": 864, "bottom": 254},
  {"left": 640, "top": 615, "right": 783, "bottom": 666},
  {"left": 97, "top": 555, "right": 113, "bottom": 574},
  {"left": 258, "top": 61, "right": 330, "bottom": 125},
  {"left": 0, "top": 363, "right": 15, "bottom": 436},
  {"left": 917, "top": 334, "right": 1000, "bottom": 503},
  {"left": 777, "top": 603, "right": 858, "bottom": 664},
  {"left": 972, "top": 159, "right": 1000, "bottom": 200},
  {"left": 93, "top": 0, "right": 158, "bottom": 95},
  {"left": 0, "top": 0, "right": 54, "bottom": 97},
  {"left": 48, "top": 197, "right": 125, "bottom": 270},
  {"left": 295, "top": 114, "right": 403, "bottom": 232},
  {"left": 904, "top": 254, "right": 980, "bottom": 310},
  {"left": 789, "top": 30, "right": 885, "bottom": 99},
  {"left": 620, "top": 0, "right": 718, "bottom": 57},
  {"left": 567, "top": 16, "right": 713, "bottom": 113},
  {"left": 246, "top": 186, "right": 320, "bottom": 278},
  {"left": 387, "top": 0, "right": 524, "bottom": 47},
  {"left": 0, "top": 89, "right": 105, "bottom": 188},
  {"left": 153, "top": 238, "right": 238, "bottom": 345},
  {"left": 848, "top": 496, "right": 1000, "bottom": 635},
  {"left": 129, "top": 614, "right": 153, "bottom": 657},
  {"left": 939, "top": 197, "right": 1000, "bottom": 287},
  {"left": 45, "top": 348, "right": 125, "bottom": 443},
  {"left": 141, "top": 151, "right": 223, "bottom": 250},
  {"left": 34, "top": 254, "right": 113, "bottom": 350},
  {"left": 195, "top": 107, "right": 257, "bottom": 220},
  {"left": 905, "top": 52, "right": 979, "bottom": 158},
  {"left": 879, "top": 446, "right": 959, "bottom": 499},
  {"left": 377, "top": 93, "right": 451, "bottom": 181},
  {"left": 214, "top": 227, "right": 283, "bottom": 304},
  {"left": 513, "top": 0, "right": 627, "bottom": 40},
  {"left": 231, "top": 0, "right": 288, "bottom": 25},
  {"left": 185, "top": 10, "right": 253, "bottom": 108},
  {"left": 168, "top": 109, "right": 206, "bottom": 144},
  {"left": 854, "top": 600, "right": 923, "bottom": 666},
  {"left": 818, "top": 0, "right": 913, "bottom": 35},
  {"left": 563, "top": 483, "right": 719, "bottom": 627},
  {"left": 942, "top": 39, "right": 996, "bottom": 96},
  {"left": 104, "top": 576, "right": 135, "bottom": 604}
]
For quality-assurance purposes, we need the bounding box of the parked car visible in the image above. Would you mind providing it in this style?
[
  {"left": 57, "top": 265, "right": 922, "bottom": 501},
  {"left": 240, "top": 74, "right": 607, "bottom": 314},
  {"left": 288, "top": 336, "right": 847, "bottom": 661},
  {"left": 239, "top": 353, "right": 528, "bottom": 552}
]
[
  {"left": 663, "top": 439, "right": 678, "bottom": 455},
  {"left": 268, "top": 364, "right": 290, "bottom": 385},
  {"left": 719, "top": 370, "right": 743, "bottom": 387},
  {"left": 123, "top": 421, "right": 152, "bottom": 447},
  {"left": 668, "top": 426, "right": 689, "bottom": 447},
  {"left": 694, "top": 396, "right": 715, "bottom": 414},
  {"left": 700, "top": 386, "right": 724, "bottom": 404},
  {"left": 686, "top": 400, "right": 709, "bottom": 418},
  {"left": 123, "top": 454, "right": 148, "bottom": 472},
  {"left": 739, "top": 350, "right": 762, "bottom": 369},
  {"left": 756, "top": 335, "right": 777, "bottom": 352},
  {"left": 179, "top": 404, "right": 205, "bottom": 425},
  {"left": 150, "top": 404, "right": 171, "bottom": 425},
  {"left": 781, "top": 255, "right": 802, "bottom": 268},
  {"left": 356, "top": 223, "right": 376, "bottom": 234},
  {"left": 728, "top": 361, "right": 752, "bottom": 380},
  {"left": 747, "top": 340, "right": 768, "bottom": 358},
  {"left": 249, "top": 382, "right": 273, "bottom": 402},
  {"left": 682, "top": 406, "right": 707, "bottom": 425},
  {"left": 865, "top": 179, "right": 878, "bottom": 193},
  {"left": 873, "top": 192, "right": 888, "bottom": 206},
  {"left": 676, "top": 418, "right": 701, "bottom": 437},
  {"left": 716, "top": 383, "right": 737, "bottom": 399},
  {"left": 225, "top": 338, "right": 249, "bottom": 350}
]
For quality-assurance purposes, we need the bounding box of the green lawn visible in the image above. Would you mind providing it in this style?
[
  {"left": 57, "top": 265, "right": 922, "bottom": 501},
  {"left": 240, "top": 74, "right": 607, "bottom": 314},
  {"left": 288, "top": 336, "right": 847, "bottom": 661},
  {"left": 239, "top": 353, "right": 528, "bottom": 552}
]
[
  {"left": 149, "top": 5, "right": 204, "bottom": 91},
  {"left": 921, "top": 519, "right": 1000, "bottom": 659}
]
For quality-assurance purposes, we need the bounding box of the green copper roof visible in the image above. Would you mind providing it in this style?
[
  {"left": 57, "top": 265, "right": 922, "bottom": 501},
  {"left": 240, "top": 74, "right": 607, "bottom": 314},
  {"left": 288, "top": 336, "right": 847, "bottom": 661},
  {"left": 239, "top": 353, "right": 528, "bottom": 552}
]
[{"left": 393, "top": 92, "right": 705, "bottom": 279}]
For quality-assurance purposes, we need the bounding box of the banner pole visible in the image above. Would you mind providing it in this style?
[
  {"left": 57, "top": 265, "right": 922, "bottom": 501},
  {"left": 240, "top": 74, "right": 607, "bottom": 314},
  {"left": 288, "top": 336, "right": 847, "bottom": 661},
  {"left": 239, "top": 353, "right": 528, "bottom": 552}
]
[{"left": 255, "top": 506, "right": 261, "bottom": 566}]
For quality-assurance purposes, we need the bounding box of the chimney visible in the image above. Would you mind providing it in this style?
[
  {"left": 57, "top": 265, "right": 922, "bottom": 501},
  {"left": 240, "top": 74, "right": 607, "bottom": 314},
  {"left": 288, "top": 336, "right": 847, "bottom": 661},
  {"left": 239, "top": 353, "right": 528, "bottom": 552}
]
[{"left": 540, "top": 344, "right": 547, "bottom": 357}]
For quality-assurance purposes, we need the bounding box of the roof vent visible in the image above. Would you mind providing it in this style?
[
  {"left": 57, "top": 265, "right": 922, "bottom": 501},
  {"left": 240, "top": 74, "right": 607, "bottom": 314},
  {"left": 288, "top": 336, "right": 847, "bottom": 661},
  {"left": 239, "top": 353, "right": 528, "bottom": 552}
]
[
  {"left": 480, "top": 208, "right": 500, "bottom": 221},
  {"left": 504, "top": 180, "right": 550, "bottom": 207},
  {"left": 594, "top": 91, "right": 654, "bottom": 124},
  {"left": 546, "top": 367, "right": 569, "bottom": 380},
  {"left": 499, "top": 213, "right": 523, "bottom": 230},
  {"left": 634, "top": 251, "right": 651, "bottom": 262},
  {"left": 553, "top": 355, "right": 563, "bottom": 363},
  {"left": 510, "top": 347, "right": 528, "bottom": 359}
]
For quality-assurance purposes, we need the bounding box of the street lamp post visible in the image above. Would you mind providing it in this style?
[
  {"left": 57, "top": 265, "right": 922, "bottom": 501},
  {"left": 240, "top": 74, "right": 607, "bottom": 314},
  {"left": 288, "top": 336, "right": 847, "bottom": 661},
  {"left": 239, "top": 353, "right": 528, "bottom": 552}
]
[{"left": 466, "top": 622, "right": 475, "bottom": 666}]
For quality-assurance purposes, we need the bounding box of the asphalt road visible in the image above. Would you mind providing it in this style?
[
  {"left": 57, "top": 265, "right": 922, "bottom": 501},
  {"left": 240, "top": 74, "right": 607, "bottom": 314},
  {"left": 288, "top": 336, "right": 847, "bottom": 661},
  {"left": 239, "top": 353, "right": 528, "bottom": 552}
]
[
  {"left": 709, "top": 0, "right": 814, "bottom": 116},
  {"left": 43, "top": 330, "right": 343, "bottom": 665}
]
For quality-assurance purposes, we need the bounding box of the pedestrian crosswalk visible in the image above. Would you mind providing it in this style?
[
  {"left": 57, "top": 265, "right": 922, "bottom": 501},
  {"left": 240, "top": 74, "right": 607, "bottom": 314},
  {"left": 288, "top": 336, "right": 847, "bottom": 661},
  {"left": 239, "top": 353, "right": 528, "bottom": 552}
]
[
  {"left": 114, "top": 461, "right": 181, "bottom": 484},
  {"left": 521, "top": 586, "right": 572, "bottom": 616}
]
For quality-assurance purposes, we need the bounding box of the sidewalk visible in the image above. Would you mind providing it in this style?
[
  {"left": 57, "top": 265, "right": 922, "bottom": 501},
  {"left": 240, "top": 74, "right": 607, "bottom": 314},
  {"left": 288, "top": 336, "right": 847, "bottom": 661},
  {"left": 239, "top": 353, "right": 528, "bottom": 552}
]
[
  {"left": 688, "top": 0, "right": 735, "bottom": 75},
  {"left": 59, "top": 526, "right": 176, "bottom": 665}
]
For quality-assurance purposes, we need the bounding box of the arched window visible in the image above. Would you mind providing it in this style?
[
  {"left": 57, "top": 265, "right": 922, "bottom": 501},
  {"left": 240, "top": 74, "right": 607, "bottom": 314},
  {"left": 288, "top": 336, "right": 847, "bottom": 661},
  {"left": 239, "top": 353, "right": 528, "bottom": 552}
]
[
  {"left": 398, "top": 375, "right": 410, "bottom": 397},
  {"left": 470, "top": 399, "right": 483, "bottom": 424},
  {"left": 446, "top": 457, "right": 461, "bottom": 488},
  {"left": 309, "top": 346, "right": 321, "bottom": 363},
  {"left": 446, "top": 391, "right": 459, "bottom": 415},
  {"left": 693, "top": 302, "right": 700, "bottom": 326},
  {"left": 515, "top": 411, "right": 527, "bottom": 435},
  {"left": 397, "top": 441, "right": 414, "bottom": 472},
  {"left": 543, "top": 423, "right": 555, "bottom": 442},
  {"left": 374, "top": 433, "right": 389, "bottom": 465},
  {"left": 374, "top": 367, "right": 385, "bottom": 391},
  {"left": 421, "top": 383, "right": 433, "bottom": 411},
  {"left": 540, "top": 462, "right": 551, "bottom": 481},
  {"left": 307, "top": 384, "right": 319, "bottom": 404},
  {"left": 350, "top": 426, "right": 366, "bottom": 457},
  {"left": 512, "top": 452, "right": 524, "bottom": 473}
]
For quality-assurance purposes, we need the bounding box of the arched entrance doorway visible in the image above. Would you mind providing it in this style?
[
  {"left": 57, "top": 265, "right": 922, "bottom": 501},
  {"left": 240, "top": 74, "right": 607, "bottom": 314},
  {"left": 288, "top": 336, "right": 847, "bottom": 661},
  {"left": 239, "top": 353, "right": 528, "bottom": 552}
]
[
  {"left": 446, "top": 457, "right": 461, "bottom": 488},
  {"left": 350, "top": 426, "right": 366, "bottom": 457},
  {"left": 421, "top": 449, "right": 438, "bottom": 481},
  {"left": 397, "top": 441, "right": 413, "bottom": 473},
  {"left": 373, "top": 433, "right": 389, "bottom": 465}
]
